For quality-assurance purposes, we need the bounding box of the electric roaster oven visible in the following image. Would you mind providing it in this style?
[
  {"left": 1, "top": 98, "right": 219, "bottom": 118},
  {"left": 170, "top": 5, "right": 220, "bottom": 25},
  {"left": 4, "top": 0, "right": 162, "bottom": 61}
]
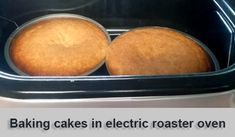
[{"left": 0, "top": 0, "right": 235, "bottom": 107}]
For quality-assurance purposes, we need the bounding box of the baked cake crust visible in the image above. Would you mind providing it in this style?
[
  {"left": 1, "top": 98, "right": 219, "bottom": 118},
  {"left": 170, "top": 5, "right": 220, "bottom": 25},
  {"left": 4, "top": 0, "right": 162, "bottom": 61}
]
[
  {"left": 10, "top": 17, "right": 109, "bottom": 76},
  {"left": 106, "top": 27, "right": 212, "bottom": 75}
]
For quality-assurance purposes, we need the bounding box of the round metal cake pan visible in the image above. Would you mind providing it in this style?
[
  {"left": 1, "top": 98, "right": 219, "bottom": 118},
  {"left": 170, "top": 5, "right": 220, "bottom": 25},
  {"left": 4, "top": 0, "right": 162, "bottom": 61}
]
[
  {"left": 106, "top": 26, "right": 220, "bottom": 75},
  {"left": 4, "top": 13, "right": 111, "bottom": 76}
]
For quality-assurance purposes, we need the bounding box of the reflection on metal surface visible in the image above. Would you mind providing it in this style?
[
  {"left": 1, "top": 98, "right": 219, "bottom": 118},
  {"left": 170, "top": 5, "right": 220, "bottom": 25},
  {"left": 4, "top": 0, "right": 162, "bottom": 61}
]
[
  {"left": 216, "top": 11, "right": 234, "bottom": 67},
  {"left": 0, "top": 16, "right": 19, "bottom": 28},
  {"left": 214, "top": 0, "right": 235, "bottom": 28},
  {"left": 223, "top": 0, "right": 235, "bottom": 16}
]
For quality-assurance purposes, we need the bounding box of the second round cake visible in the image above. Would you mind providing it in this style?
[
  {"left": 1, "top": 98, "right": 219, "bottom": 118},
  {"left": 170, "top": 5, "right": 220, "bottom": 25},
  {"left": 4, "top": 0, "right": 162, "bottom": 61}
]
[
  {"left": 106, "top": 27, "right": 213, "bottom": 75},
  {"left": 8, "top": 15, "right": 110, "bottom": 76}
]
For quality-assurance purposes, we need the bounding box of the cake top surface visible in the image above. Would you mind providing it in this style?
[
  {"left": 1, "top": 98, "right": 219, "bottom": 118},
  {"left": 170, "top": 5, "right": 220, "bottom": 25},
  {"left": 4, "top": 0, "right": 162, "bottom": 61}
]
[
  {"left": 10, "top": 17, "right": 109, "bottom": 76},
  {"left": 106, "top": 27, "right": 212, "bottom": 75}
]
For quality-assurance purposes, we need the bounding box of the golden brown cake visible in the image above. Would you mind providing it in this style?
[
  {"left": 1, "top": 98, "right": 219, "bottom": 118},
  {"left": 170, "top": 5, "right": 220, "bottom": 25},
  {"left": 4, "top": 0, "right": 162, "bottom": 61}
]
[
  {"left": 106, "top": 27, "right": 212, "bottom": 75},
  {"left": 9, "top": 16, "right": 110, "bottom": 76}
]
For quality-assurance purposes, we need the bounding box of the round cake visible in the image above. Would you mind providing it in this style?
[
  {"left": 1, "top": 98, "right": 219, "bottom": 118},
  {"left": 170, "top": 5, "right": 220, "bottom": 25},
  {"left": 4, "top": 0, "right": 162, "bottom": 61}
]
[
  {"left": 8, "top": 14, "right": 110, "bottom": 76},
  {"left": 106, "top": 27, "right": 213, "bottom": 75}
]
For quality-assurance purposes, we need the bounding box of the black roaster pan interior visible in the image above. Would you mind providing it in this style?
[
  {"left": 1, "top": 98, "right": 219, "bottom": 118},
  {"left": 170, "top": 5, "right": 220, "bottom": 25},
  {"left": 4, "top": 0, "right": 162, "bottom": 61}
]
[{"left": 0, "top": 0, "right": 235, "bottom": 99}]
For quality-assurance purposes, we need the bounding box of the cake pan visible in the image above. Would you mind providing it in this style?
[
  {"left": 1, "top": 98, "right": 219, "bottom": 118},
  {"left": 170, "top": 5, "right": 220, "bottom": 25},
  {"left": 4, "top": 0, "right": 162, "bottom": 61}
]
[
  {"left": 4, "top": 13, "right": 111, "bottom": 76},
  {"left": 106, "top": 26, "right": 220, "bottom": 75}
]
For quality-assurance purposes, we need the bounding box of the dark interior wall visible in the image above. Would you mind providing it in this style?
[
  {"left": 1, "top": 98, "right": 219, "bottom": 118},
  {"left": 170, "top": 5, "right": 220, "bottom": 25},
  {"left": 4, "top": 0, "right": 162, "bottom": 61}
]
[{"left": 0, "top": 0, "right": 233, "bottom": 75}]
